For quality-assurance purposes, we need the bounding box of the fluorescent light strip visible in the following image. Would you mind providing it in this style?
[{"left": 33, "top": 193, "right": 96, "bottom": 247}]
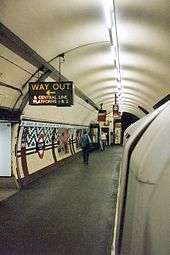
[
  {"left": 111, "top": 45, "right": 116, "bottom": 60},
  {"left": 111, "top": 27, "right": 117, "bottom": 47},
  {"left": 117, "top": 82, "right": 122, "bottom": 89},
  {"left": 103, "top": 0, "right": 123, "bottom": 109},
  {"left": 103, "top": 0, "right": 114, "bottom": 29}
]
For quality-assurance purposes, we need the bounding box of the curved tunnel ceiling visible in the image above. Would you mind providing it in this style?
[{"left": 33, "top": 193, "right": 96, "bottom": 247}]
[
  {"left": 117, "top": 0, "right": 170, "bottom": 115},
  {"left": 0, "top": 0, "right": 169, "bottom": 119}
]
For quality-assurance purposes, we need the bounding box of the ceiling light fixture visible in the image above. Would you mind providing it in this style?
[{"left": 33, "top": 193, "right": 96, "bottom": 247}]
[
  {"left": 103, "top": 0, "right": 122, "bottom": 111},
  {"left": 103, "top": 0, "right": 113, "bottom": 29}
]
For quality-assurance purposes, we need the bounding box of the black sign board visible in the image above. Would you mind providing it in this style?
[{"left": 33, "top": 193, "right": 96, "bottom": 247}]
[{"left": 29, "top": 81, "right": 73, "bottom": 106}]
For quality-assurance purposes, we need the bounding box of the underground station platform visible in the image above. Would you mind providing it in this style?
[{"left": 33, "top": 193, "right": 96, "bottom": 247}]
[{"left": 0, "top": 146, "right": 122, "bottom": 255}]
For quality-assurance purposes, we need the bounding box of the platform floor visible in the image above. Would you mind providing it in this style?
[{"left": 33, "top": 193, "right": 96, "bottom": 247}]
[
  {"left": 0, "top": 146, "right": 122, "bottom": 255},
  {"left": 0, "top": 177, "right": 18, "bottom": 202}
]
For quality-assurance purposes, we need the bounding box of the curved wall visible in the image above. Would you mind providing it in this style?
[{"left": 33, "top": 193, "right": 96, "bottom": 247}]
[
  {"left": 22, "top": 95, "right": 97, "bottom": 126},
  {"left": 12, "top": 119, "right": 87, "bottom": 187}
]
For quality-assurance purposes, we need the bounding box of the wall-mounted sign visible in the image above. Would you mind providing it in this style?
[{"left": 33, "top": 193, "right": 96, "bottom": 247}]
[
  {"left": 29, "top": 81, "right": 73, "bottom": 106},
  {"left": 98, "top": 110, "right": 106, "bottom": 122},
  {"left": 20, "top": 120, "right": 87, "bottom": 129}
]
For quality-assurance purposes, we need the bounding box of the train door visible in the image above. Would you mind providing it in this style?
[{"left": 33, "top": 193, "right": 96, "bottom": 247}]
[{"left": 0, "top": 123, "right": 11, "bottom": 176}]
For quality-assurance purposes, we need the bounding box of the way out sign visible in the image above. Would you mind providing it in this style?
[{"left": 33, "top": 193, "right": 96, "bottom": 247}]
[{"left": 29, "top": 81, "right": 74, "bottom": 106}]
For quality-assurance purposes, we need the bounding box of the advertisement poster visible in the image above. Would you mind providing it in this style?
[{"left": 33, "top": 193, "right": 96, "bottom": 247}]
[
  {"left": 68, "top": 128, "right": 75, "bottom": 154},
  {"left": 57, "top": 128, "right": 70, "bottom": 157},
  {"left": 75, "top": 129, "right": 82, "bottom": 149}
]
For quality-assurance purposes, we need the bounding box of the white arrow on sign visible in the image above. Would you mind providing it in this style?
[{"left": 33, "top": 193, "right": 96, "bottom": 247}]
[{"left": 46, "top": 90, "right": 56, "bottom": 96}]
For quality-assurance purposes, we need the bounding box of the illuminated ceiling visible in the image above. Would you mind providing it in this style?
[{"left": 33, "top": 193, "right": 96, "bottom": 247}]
[{"left": 0, "top": 0, "right": 169, "bottom": 118}]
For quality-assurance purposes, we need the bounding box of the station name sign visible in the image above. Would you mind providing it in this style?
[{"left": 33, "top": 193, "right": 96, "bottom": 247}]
[{"left": 29, "top": 81, "right": 73, "bottom": 106}]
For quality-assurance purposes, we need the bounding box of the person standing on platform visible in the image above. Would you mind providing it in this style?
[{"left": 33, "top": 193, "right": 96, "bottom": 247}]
[
  {"left": 100, "top": 131, "right": 107, "bottom": 151},
  {"left": 80, "top": 130, "right": 91, "bottom": 164}
]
